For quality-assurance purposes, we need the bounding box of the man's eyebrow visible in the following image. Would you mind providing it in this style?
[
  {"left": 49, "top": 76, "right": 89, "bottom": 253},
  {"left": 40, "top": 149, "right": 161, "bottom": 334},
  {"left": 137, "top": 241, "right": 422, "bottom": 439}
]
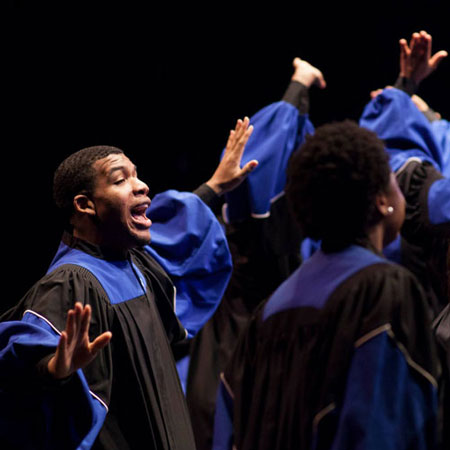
[{"left": 106, "top": 164, "right": 138, "bottom": 177}]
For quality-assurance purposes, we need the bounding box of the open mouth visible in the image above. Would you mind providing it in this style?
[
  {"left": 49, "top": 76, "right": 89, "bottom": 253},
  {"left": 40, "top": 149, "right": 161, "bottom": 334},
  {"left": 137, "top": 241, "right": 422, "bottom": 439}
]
[{"left": 131, "top": 203, "right": 152, "bottom": 229}]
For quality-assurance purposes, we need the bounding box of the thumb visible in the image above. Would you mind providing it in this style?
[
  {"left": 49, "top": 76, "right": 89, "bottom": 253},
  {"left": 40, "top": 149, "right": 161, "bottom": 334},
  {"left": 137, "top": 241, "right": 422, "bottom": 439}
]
[
  {"left": 90, "top": 331, "right": 112, "bottom": 354},
  {"left": 240, "top": 160, "right": 259, "bottom": 178},
  {"left": 430, "top": 50, "right": 448, "bottom": 70}
]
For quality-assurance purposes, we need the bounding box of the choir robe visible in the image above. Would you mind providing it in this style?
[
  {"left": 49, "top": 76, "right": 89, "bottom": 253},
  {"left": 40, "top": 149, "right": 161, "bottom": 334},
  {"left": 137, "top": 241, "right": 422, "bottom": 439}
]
[
  {"left": 0, "top": 190, "right": 232, "bottom": 449},
  {"left": 213, "top": 245, "right": 439, "bottom": 450}
]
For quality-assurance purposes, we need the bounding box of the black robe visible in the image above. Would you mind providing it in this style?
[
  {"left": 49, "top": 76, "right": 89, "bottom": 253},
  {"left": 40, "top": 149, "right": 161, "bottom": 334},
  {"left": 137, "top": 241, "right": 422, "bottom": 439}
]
[
  {"left": 0, "top": 232, "right": 195, "bottom": 450},
  {"left": 213, "top": 245, "right": 440, "bottom": 450},
  {"left": 0, "top": 187, "right": 233, "bottom": 449}
]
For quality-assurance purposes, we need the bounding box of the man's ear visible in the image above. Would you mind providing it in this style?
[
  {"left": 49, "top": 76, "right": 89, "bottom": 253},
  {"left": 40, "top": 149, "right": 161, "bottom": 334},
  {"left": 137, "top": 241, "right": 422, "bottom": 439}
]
[{"left": 73, "top": 194, "right": 96, "bottom": 216}]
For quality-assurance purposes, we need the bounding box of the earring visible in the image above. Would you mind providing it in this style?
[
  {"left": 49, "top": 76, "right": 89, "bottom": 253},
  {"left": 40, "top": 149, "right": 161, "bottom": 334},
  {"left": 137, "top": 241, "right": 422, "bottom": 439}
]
[{"left": 387, "top": 206, "right": 394, "bottom": 215}]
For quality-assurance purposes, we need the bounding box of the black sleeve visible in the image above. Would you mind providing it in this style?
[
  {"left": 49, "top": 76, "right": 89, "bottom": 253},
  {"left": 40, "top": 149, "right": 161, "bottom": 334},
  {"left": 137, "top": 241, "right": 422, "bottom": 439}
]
[
  {"left": 281, "top": 80, "right": 310, "bottom": 114},
  {"left": 193, "top": 182, "right": 223, "bottom": 213},
  {"left": 393, "top": 75, "right": 418, "bottom": 96},
  {"left": 34, "top": 353, "right": 75, "bottom": 388},
  {"left": 393, "top": 76, "right": 441, "bottom": 122}
]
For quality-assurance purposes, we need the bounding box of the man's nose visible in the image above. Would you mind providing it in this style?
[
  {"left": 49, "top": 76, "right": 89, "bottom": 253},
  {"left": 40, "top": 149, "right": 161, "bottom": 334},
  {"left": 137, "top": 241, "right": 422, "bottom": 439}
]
[{"left": 133, "top": 177, "right": 150, "bottom": 196}]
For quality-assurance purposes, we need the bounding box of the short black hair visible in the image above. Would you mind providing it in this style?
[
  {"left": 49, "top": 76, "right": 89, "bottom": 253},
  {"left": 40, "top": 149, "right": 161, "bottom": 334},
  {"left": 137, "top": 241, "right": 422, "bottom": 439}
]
[
  {"left": 53, "top": 145, "right": 124, "bottom": 219},
  {"left": 285, "top": 120, "right": 391, "bottom": 250}
]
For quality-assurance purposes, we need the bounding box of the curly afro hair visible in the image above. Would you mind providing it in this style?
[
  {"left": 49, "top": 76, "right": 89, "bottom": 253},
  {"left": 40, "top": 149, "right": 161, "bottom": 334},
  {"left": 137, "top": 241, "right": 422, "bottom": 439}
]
[
  {"left": 53, "top": 145, "right": 124, "bottom": 219},
  {"left": 285, "top": 120, "right": 391, "bottom": 250}
]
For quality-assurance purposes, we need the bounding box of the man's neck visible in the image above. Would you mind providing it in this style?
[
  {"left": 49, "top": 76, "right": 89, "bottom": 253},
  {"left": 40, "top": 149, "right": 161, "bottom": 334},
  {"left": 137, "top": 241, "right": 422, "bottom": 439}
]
[{"left": 72, "top": 228, "right": 129, "bottom": 259}]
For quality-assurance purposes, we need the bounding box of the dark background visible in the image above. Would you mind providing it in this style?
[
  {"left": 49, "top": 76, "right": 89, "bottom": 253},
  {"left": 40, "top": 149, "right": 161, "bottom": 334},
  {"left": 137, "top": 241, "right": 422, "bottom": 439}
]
[{"left": 3, "top": 1, "right": 450, "bottom": 311}]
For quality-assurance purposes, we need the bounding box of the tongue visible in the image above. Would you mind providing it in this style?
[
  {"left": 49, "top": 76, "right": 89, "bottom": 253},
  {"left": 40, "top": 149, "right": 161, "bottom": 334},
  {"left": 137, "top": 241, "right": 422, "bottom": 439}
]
[{"left": 132, "top": 209, "right": 152, "bottom": 227}]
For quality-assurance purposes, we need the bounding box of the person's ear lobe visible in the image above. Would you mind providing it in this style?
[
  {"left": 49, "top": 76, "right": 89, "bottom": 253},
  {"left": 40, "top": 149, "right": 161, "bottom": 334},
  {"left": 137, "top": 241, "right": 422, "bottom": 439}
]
[
  {"left": 375, "top": 192, "right": 393, "bottom": 217},
  {"left": 73, "top": 194, "right": 96, "bottom": 216}
]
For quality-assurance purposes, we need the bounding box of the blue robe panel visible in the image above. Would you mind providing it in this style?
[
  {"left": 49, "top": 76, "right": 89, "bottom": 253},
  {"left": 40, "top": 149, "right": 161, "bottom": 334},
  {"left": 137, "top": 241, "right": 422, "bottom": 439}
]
[
  {"left": 213, "top": 246, "right": 439, "bottom": 449},
  {"left": 359, "top": 88, "right": 443, "bottom": 172},
  {"left": 222, "top": 101, "right": 314, "bottom": 223}
]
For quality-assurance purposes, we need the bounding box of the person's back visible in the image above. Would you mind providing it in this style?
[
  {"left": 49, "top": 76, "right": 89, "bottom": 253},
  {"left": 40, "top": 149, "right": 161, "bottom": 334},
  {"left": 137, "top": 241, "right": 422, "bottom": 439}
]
[
  {"left": 221, "top": 247, "right": 437, "bottom": 449},
  {"left": 212, "top": 121, "right": 440, "bottom": 450}
]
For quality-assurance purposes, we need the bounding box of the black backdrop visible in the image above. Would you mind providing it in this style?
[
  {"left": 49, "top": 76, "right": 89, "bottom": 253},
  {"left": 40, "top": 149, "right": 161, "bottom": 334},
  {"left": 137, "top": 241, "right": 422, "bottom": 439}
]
[{"left": 3, "top": 1, "right": 450, "bottom": 311}]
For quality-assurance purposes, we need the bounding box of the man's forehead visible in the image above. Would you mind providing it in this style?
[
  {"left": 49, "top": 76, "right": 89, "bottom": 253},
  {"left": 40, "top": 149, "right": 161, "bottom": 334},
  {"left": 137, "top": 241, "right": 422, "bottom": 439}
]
[{"left": 93, "top": 153, "right": 135, "bottom": 174}]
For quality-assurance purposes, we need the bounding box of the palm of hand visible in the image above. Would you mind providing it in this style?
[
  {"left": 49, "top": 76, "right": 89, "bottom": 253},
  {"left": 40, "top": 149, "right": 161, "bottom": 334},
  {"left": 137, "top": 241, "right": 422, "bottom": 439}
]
[{"left": 48, "top": 303, "right": 112, "bottom": 379}]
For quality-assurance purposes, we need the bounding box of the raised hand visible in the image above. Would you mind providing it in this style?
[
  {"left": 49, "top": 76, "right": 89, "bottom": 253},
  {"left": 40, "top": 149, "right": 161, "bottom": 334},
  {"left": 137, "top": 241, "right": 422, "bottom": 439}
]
[
  {"left": 47, "top": 302, "right": 112, "bottom": 379},
  {"left": 206, "top": 117, "right": 258, "bottom": 196},
  {"left": 291, "top": 57, "right": 326, "bottom": 89},
  {"left": 399, "top": 30, "right": 447, "bottom": 85}
]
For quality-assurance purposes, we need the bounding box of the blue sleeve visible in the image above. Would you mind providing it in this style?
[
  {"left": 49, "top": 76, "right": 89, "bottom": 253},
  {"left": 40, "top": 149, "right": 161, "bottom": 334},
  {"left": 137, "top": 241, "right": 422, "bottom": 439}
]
[
  {"left": 212, "top": 376, "right": 235, "bottom": 450},
  {"left": 323, "top": 329, "right": 438, "bottom": 450},
  {"left": 427, "top": 177, "right": 450, "bottom": 226},
  {"left": 430, "top": 119, "right": 450, "bottom": 177},
  {"left": 223, "top": 101, "right": 315, "bottom": 223},
  {"left": 146, "top": 190, "right": 232, "bottom": 338},
  {"left": 0, "top": 312, "right": 107, "bottom": 449},
  {"left": 359, "top": 88, "right": 444, "bottom": 172}
]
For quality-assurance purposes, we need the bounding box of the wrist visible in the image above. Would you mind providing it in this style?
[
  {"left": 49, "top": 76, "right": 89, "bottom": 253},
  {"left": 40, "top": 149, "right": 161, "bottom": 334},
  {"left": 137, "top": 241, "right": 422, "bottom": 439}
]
[
  {"left": 193, "top": 183, "right": 223, "bottom": 210},
  {"left": 205, "top": 179, "right": 224, "bottom": 196},
  {"left": 34, "top": 353, "right": 73, "bottom": 387},
  {"left": 393, "top": 75, "right": 418, "bottom": 96},
  {"left": 47, "top": 355, "right": 71, "bottom": 380}
]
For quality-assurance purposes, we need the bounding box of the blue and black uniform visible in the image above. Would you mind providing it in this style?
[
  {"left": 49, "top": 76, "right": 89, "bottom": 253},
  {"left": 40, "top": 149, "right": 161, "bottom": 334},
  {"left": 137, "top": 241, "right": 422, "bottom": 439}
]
[
  {"left": 0, "top": 189, "right": 231, "bottom": 449},
  {"left": 213, "top": 244, "right": 439, "bottom": 450}
]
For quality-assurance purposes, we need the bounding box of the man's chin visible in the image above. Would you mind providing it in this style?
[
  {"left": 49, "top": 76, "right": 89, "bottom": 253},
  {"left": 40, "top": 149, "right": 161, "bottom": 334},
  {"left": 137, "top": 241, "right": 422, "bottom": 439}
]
[{"left": 133, "top": 231, "right": 151, "bottom": 247}]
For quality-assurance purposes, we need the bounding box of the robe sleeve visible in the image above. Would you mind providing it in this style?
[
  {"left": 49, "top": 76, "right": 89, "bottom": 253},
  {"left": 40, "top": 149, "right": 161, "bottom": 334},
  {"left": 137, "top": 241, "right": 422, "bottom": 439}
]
[
  {"left": 360, "top": 88, "right": 450, "bottom": 258},
  {"left": 316, "top": 265, "right": 440, "bottom": 450},
  {"left": 222, "top": 100, "right": 315, "bottom": 223},
  {"left": 145, "top": 190, "right": 232, "bottom": 337},
  {"left": 430, "top": 119, "right": 450, "bottom": 177},
  {"left": 0, "top": 265, "right": 116, "bottom": 448},
  {"left": 328, "top": 328, "right": 438, "bottom": 450},
  {"left": 359, "top": 88, "right": 444, "bottom": 172},
  {"left": 0, "top": 302, "right": 108, "bottom": 448}
]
